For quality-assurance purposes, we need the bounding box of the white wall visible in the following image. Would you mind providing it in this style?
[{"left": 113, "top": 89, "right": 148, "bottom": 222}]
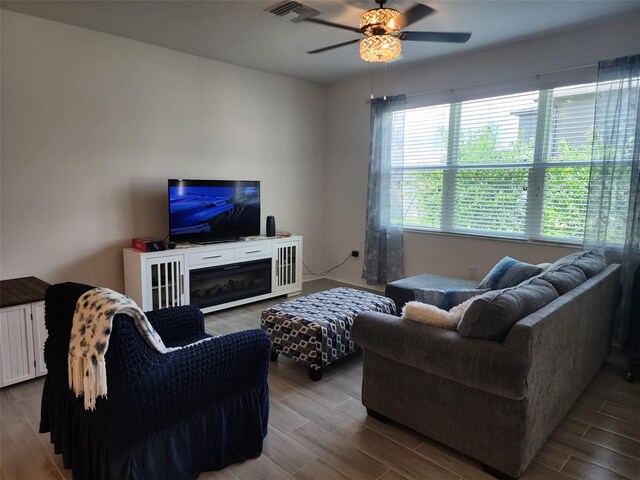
[
  {"left": 1, "top": 11, "right": 327, "bottom": 290},
  {"left": 324, "top": 12, "right": 640, "bottom": 289}
]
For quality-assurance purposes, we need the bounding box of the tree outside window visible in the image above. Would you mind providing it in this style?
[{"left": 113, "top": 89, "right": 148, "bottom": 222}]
[{"left": 393, "top": 83, "right": 601, "bottom": 243}]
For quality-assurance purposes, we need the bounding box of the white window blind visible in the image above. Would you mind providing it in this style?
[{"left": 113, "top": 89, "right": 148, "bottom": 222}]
[{"left": 392, "top": 82, "right": 599, "bottom": 242}]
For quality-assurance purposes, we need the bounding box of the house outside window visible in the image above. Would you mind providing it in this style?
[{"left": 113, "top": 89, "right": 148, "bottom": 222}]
[{"left": 391, "top": 82, "right": 599, "bottom": 243}]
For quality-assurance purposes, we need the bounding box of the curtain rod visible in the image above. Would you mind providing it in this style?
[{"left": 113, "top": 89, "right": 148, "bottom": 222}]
[{"left": 404, "top": 63, "right": 598, "bottom": 99}]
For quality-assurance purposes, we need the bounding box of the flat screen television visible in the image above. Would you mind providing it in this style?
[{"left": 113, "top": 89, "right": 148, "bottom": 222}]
[{"left": 168, "top": 179, "right": 260, "bottom": 244}]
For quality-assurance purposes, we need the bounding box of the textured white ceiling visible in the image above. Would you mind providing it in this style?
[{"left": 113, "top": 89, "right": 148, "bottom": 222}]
[{"left": 3, "top": 0, "right": 640, "bottom": 84}]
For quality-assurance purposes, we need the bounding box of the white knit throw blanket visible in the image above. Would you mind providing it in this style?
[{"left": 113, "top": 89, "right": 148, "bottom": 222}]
[{"left": 68, "top": 287, "right": 210, "bottom": 410}]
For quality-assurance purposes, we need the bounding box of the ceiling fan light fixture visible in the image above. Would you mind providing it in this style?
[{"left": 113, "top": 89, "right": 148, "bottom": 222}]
[
  {"left": 360, "top": 7, "right": 401, "bottom": 34},
  {"left": 359, "top": 35, "right": 401, "bottom": 63}
]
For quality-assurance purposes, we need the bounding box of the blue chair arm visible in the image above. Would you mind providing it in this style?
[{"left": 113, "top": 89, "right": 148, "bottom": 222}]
[
  {"left": 105, "top": 327, "right": 272, "bottom": 443},
  {"left": 161, "top": 329, "right": 271, "bottom": 401},
  {"left": 145, "top": 305, "right": 205, "bottom": 342}
]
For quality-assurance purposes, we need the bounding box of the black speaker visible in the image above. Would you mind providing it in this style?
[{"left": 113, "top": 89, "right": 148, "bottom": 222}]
[{"left": 266, "top": 216, "right": 276, "bottom": 237}]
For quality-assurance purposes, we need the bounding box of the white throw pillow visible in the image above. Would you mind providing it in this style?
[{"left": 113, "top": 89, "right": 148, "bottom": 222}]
[
  {"left": 402, "top": 301, "right": 458, "bottom": 330},
  {"left": 402, "top": 296, "right": 481, "bottom": 330}
]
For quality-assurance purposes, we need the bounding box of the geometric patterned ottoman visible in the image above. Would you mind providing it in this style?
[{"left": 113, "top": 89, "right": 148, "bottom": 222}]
[{"left": 260, "top": 287, "right": 396, "bottom": 380}]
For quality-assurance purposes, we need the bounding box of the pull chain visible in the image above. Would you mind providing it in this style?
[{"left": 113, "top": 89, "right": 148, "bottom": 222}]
[
  {"left": 370, "top": 64, "right": 375, "bottom": 100},
  {"left": 369, "top": 62, "right": 390, "bottom": 101},
  {"left": 383, "top": 62, "right": 388, "bottom": 100}
]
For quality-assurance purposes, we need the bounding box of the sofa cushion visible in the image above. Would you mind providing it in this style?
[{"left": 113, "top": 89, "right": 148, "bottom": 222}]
[
  {"left": 539, "top": 265, "right": 587, "bottom": 295},
  {"left": 458, "top": 278, "right": 559, "bottom": 341},
  {"left": 549, "top": 251, "right": 606, "bottom": 278},
  {"left": 478, "top": 256, "right": 544, "bottom": 290},
  {"left": 352, "top": 311, "right": 531, "bottom": 400}
]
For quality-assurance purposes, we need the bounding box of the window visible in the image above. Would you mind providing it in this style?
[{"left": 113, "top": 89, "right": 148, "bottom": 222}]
[{"left": 392, "top": 83, "right": 598, "bottom": 242}]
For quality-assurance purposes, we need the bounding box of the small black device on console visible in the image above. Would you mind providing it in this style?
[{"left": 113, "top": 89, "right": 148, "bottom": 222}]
[{"left": 266, "top": 216, "right": 276, "bottom": 237}]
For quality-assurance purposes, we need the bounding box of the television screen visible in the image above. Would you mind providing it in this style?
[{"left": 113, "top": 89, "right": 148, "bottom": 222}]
[{"left": 168, "top": 179, "right": 260, "bottom": 243}]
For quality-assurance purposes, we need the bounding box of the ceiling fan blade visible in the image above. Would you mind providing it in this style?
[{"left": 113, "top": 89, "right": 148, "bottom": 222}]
[
  {"left": 400, "top": 4, "right": 435, "bottom": 29},
  {"left": 398, "top": 31, "right": 471, "bottom": 43},
  {"left": 307, "top": 39, "right": 361, "bottom": 54},
  {"left": 304, "top": 17, "right": 363, "bottom": 34}
]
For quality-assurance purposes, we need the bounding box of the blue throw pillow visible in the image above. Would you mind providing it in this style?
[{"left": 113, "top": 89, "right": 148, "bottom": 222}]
[{"left": 478, "top": 256, "right": 544, "bottom": 290}]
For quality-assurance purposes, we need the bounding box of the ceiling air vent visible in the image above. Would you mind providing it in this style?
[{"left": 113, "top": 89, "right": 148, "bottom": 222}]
[{"left": 269, "top": 1, "right": 320, "bottom": 23}]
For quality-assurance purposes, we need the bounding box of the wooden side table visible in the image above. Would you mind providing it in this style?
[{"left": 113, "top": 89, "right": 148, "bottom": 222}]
[{"left": 0, "top": 277, "right": 50, "bottom": 387}]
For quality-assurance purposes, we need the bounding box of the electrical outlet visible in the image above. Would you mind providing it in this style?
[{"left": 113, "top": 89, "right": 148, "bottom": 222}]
[
  {"left": 468, "top": 266, "right": 477, "bottom": 280},
  {"left": 351, "top": 250, "right": 360, "bottom": 258}
]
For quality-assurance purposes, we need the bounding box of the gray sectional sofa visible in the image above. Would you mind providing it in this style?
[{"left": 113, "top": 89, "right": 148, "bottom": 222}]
[{"left": 352, "top": 252, "right": 621, "bottom": 478}]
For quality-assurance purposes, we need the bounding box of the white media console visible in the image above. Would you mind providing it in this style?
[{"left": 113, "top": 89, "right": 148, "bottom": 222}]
[{"left": 123, "top": 236, "right": 302, "bottom": 314}]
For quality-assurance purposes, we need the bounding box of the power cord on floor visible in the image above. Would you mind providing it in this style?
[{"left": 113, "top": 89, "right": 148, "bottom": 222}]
[{"left": 303, "top": 253, "right": 352, "bottom": 277}]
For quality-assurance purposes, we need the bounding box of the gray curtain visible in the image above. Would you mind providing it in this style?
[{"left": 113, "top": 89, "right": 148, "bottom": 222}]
[
  {"left": 362, "top": 95, "right": 405, "bottom": 286},
  {"left": 584, "top": 54, "right": 640, "bottom": 346}
]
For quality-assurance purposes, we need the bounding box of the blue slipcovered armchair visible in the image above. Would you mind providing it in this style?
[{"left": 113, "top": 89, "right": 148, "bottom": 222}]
[{"left": 39, "top": 282, "right": 271, "bottom": 479}]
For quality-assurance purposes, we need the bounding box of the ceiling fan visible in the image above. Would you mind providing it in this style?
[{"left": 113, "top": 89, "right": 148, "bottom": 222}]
[{"left": 305, "top": 0, "right": 471, "bottom": 62}]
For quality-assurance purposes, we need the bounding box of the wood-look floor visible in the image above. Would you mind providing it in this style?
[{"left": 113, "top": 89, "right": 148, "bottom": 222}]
[{"left": 2, "top": 278, "right": 640, "bottom": 480}]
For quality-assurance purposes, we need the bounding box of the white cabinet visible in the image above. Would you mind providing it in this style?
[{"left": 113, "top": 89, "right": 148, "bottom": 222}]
[
  {"left": 273, "top": 239, "right": 302, "bottom": 295},
  {"left": 147, "top": 255, "right": 186, "bottom": 311},
  {"left": 124, "top": 236, "right": 302, "bottom": 314},
  {"left": 0, "top": 304, "right": 34, "bottom": 387},
  {"left": 0, "top": 277, "right": 49, "bottom": 387},
  {"left": 0, "top": 300, "right": 47, "bottom": 387},
  {"left": 124, "top": 252, "right": 186, "bottom": 311}
]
